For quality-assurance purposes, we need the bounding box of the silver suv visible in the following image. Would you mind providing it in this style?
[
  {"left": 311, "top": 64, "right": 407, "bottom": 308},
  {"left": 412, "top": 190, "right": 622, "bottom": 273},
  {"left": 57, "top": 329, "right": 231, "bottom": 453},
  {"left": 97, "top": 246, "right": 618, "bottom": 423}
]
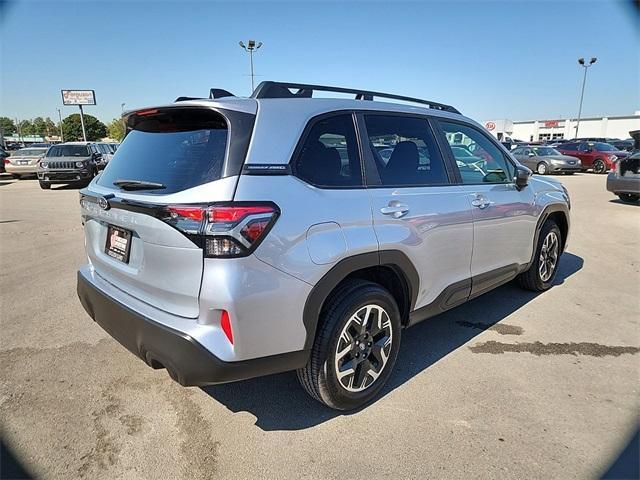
[{"left": 77, "top": 82, "right": 570, "bottom": 410}]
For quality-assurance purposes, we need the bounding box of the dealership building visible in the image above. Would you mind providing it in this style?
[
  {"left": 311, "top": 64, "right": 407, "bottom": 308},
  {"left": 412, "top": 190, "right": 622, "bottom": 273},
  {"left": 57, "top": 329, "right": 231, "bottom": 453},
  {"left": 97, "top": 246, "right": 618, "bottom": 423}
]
[{"left": 484, "top": 113, "right": 640, "bottom": 142}]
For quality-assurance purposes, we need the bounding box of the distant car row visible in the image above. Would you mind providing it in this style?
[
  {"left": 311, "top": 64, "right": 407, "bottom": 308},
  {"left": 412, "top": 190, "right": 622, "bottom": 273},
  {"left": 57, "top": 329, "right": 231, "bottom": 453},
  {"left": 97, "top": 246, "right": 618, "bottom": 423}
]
[
  {"left": 511, "top": 141, "right": 630, "bottom": 175},
  {"left": 504, "top": 137, "right": 635, "bottom": 152},
  {"left": 2, "top": 142, "right": 119, "bottom": 186}
]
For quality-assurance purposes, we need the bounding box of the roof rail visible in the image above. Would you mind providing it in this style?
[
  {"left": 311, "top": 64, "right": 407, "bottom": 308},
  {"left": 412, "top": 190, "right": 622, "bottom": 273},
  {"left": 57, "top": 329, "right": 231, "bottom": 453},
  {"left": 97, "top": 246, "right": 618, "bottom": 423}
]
[{"left": 250, "top": 81, "right": 460, "bottom": 114}]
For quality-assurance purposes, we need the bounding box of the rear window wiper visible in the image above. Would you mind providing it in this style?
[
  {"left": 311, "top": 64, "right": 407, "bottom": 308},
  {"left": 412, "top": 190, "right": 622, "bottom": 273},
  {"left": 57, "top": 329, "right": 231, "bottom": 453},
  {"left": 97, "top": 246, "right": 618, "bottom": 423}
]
[{"left": 113, "top": 179, "right": 166, "bottom": 190}]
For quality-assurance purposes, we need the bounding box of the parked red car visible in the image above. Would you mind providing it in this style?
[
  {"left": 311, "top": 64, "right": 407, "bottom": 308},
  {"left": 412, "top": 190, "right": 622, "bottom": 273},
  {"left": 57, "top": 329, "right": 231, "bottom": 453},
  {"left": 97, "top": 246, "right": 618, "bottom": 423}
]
[{"left": 557, "top": 141, "right": 629, "bottom": 174}]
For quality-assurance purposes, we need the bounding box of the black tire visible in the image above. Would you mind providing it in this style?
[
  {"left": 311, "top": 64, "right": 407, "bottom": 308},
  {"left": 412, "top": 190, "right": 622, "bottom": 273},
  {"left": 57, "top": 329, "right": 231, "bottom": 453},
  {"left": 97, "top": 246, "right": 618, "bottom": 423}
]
[
  {"left": 518, "top": 220, "right": 562, "bottom": 292},
  {"left": 618, "top": 193, "right": 640, "bottom": 203},
  {"left": 565, "top": 172, "right": 575, "bottom": 175},
  {"left": 536, "top": 162, "right": 548, "bottom": 175},
  {"left": 297, "top": 280, "right": 402, "bottom": 410},
  {"left": 39, "top": 180, "right": 51, "bottom": 190},
  {"left": 593, "top": 159, "right": 606, "bottom": 174}
]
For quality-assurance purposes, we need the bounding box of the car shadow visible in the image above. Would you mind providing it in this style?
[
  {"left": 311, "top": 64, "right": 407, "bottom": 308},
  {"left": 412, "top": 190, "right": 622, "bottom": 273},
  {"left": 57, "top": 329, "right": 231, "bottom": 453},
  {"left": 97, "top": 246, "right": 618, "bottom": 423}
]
[
  {"left": 201, "top": 253, "right": 584, "bottom": 431},
  {"left": 609, "top": 199, "right": 639, "bottom": 206},
  {"left": 600, "top": 425, "right": 639, "bottom": 479}
]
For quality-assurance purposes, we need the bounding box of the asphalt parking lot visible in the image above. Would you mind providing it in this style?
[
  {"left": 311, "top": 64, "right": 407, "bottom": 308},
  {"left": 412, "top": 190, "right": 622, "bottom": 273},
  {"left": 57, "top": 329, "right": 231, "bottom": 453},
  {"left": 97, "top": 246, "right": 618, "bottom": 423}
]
[{"left": 0, "top": 174, "right": 638, "bottom": 480}]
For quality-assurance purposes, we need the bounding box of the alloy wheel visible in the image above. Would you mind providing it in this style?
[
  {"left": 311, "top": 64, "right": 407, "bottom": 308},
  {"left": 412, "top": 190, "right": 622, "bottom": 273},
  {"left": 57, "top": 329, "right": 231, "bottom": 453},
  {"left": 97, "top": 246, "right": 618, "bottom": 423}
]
[
  {"left": 593, "top": 160, "right": 606, "bottom": 174},
  {"left": 539, "top": 231, "right": 559, "bottom": 282},
  {"left": 334, "top": 304, "right": 393, "bottom": 393},
  {"left": 537, "top": 163, "right": 547, "bottom": 175}
]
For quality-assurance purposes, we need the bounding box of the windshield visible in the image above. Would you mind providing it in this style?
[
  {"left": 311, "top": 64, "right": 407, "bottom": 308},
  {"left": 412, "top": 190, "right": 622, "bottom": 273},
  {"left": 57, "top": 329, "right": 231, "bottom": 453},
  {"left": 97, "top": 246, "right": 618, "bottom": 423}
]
[
  {"left": 593, "top": 142, "right": 617, "bottom": 152},
  {"left": 47, "top": 145, "right": 90, "bottom": 157},
  {"left": 13, "top": 148, "right": 47, "bottom": 157},
  {"left": 532, "top": 147, "right": 561, "bottom": 156}
]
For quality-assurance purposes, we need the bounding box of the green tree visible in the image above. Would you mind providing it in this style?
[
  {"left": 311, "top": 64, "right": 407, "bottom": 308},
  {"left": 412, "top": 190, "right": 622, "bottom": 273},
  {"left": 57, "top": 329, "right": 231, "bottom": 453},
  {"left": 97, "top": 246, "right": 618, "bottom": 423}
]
[
  {"left": 32, "top": 117, "right": 47, "bottom": 136},
  {"left": 61, "top": 113, "right": 107, "bottom": 141},
  {"left": 0, "top": 117, "right": 16, "bottom": 135},
  {"left": 44, "top": 117, "right": 56, "bottom": 136},
  {"left": 107, "top": 118, "right": 125, "bottom": 142},
  {"left": 19, "top": 120, "right": 35, "bottom": 136}
]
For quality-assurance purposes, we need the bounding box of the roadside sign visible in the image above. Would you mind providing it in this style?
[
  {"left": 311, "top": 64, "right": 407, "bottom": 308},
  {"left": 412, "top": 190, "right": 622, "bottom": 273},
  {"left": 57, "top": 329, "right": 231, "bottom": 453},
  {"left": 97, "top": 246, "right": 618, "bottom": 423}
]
[
  {"left": 61, "top": 90, "right": 96, "bottom": 106},
  {"left": 485, "top": 121, "right": 496, "bottom": 131}
]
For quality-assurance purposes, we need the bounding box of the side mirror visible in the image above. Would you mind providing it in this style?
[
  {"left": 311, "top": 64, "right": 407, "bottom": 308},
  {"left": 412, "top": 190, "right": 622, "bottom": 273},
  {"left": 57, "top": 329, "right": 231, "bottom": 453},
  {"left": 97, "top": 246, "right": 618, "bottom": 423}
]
[{"left": 514, "top": 165, "right": 531, "bottom": 189}]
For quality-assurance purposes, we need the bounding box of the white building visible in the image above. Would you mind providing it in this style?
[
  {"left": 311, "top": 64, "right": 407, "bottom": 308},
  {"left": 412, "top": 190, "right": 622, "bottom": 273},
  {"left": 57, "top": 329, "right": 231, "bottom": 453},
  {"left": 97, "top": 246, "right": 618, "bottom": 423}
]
[{"left": 483, "top": 114, "right": 640, "bottom": 142}]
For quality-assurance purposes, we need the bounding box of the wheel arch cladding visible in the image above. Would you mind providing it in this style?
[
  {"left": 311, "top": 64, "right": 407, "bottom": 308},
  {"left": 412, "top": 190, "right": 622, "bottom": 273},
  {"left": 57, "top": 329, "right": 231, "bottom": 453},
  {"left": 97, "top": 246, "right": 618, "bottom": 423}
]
[
  {"left": 527, "top": 203, "right": 570, "bottom": 268},
  {"left": 302, "top": 250, "right": 419, "bottom": 349}
]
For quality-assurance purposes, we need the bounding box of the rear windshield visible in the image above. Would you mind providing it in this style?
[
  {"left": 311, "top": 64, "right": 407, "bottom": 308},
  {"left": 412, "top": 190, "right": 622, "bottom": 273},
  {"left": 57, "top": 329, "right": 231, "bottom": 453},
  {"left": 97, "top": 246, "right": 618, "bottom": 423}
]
[
  {"left": 13, "top": 148, "right": 46, "bottom": 156},
  {"left": 97, "top": 109, "right": 229, "bottom": 194},
  {"left": 47, "top": 145, "right": 90, "bottom": 157}
]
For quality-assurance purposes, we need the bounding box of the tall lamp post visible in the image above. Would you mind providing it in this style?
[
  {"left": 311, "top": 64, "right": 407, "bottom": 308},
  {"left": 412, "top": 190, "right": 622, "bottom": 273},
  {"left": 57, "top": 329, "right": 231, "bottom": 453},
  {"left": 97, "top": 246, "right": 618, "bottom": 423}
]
[
  {"left": 574, "top": 57, "right": 597, "bottom": 138},
  {"left": 56, "top": 108, "right": 64, "bottom": 142},
  {"left": 239, "top": 40, "right": 263, "bottom": 92}
]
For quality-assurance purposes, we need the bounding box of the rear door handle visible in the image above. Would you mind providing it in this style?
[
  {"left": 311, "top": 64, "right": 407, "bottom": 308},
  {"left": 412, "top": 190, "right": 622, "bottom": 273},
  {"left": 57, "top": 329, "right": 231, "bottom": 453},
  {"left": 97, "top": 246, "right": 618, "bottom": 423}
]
[{"left": 381, "top": 202, "right": 409, "bottom": 218}]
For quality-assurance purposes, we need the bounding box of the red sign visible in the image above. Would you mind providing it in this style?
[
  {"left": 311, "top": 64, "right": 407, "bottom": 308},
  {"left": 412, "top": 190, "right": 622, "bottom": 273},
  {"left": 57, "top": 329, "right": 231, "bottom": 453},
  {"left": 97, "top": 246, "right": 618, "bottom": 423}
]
[
  {"left": 544, "top": 121, "right": 559, "bottom": 128},
  {"left": 485, "top": 121, "right": 496, "bottom": 131}
]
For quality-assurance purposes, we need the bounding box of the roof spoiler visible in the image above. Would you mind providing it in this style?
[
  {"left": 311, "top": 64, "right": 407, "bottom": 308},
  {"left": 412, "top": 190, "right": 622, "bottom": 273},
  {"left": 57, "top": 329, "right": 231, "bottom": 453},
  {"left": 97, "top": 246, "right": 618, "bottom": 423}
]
[{"left": 174, "top": 89, "right": 236, "bottom": 103}]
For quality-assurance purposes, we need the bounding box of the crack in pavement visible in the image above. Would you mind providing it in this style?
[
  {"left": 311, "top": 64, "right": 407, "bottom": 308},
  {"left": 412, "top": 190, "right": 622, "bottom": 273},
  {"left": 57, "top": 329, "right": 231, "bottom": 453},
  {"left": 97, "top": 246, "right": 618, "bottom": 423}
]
[{"left": 469, "top": 341, "right": 640, "bottom": 357}]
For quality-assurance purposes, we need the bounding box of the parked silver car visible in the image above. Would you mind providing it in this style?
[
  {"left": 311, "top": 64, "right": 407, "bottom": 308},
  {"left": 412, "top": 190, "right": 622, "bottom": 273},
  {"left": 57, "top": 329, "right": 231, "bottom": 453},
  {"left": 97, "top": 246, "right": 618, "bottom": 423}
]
[
  {"left": 512, "top": 145, "right": 582, "bottom": 175},
  {"left": 607, "top": 151, "right": 639, "bottom": 202},
  {"left": 4, "top": 147, "right": 48, "bottom": 178},
  {"left": 77, "top": 81, "right": 571, "bottom": 410}
]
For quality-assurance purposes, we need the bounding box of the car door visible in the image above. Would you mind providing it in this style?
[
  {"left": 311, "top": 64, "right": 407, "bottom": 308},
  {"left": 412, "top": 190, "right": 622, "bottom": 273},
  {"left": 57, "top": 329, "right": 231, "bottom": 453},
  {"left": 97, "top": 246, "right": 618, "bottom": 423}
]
[
  {"left": 359, "top": 113, "right": 474, "bottom": 315},
  {"left": 514, "top": 147, "right": 535, "bottom": 170},
  {"left": 437, "top": 120, "right": 538, "bottom": 296},
  {"left": 574, "top": 142, "right": 594, "bottom": 168}
]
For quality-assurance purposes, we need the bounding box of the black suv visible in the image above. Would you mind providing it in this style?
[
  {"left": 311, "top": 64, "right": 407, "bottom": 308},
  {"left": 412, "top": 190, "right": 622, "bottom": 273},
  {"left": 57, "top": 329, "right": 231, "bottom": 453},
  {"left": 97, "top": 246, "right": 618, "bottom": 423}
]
[{"left": 38, "top": 142, "right": 102, "bottom": 189}]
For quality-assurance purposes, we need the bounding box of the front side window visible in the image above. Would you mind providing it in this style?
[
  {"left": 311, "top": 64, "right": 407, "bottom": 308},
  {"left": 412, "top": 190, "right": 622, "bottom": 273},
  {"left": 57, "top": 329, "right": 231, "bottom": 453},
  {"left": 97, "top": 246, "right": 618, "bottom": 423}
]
[
  {"left": 364, "top": 115, "right": 448, "bottom": 186},
  {"left": 293, "top": 114, "right": 362, "bottom": 187},
  {"left": 440, "top": 121, "right": 515, "bottom": 184}
]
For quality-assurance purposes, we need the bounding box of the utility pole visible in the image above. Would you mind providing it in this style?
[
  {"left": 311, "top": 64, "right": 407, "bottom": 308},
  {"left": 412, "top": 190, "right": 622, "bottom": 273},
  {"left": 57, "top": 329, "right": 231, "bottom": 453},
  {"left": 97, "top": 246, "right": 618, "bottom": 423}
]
[
  {"left": 239, "top": 40, "right": 263, "bottom": 92},
  {"left": 78, "top": 105, "right": 87, "bottom": 141},
  {"left": 575, "top": 57, "right": 597, "bottom": 139},
  {"left": 56, "top": 108, "right": 64, "bottom": 142}
]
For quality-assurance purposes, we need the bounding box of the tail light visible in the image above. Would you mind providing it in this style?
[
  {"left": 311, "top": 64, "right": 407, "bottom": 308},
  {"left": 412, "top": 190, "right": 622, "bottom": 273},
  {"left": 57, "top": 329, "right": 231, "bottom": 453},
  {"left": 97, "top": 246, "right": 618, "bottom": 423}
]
[
  {"left": 3, "top": 159, "right": 9, "bottom": 165},
  {"left": 161, "top": 202, "right": 279, "bottom": 258}
]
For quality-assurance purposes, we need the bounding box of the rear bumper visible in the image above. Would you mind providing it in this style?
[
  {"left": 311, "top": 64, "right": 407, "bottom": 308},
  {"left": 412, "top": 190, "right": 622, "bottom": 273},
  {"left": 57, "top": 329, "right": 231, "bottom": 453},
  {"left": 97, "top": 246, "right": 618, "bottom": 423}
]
[
  {"left": 607, "top": 173, "right": 640, "bottom": 195},
  {"left": 77, "top": 267, "right": 308, "bottom": 386},
  {"left": 5, "top": 164, "right": 39, "bottom": 175}
]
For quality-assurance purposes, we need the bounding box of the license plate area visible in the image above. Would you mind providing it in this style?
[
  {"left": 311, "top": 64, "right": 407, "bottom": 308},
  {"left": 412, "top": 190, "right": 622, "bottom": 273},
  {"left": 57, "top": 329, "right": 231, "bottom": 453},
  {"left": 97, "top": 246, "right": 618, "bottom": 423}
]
[{"left": 105, "top": 225, "right": 133, "bottom": 264}]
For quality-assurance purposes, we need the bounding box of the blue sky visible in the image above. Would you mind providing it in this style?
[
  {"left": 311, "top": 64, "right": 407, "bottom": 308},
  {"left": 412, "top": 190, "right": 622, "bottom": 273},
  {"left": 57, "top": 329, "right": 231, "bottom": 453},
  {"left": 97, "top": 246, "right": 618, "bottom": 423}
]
[{"left": 1, "top": 0, "right": 638, "bottom": 124}]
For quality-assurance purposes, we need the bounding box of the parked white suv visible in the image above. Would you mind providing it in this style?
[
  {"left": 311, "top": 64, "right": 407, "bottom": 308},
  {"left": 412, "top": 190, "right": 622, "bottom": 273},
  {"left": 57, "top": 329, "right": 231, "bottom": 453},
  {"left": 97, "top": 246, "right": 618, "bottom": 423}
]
[{"left": 77, "top": 82, "right": 570, "bottom": 410}]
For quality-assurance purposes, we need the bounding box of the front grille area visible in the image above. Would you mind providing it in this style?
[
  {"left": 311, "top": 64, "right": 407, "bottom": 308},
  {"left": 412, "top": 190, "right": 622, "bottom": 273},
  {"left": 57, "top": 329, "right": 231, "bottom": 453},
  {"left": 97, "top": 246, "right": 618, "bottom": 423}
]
[{"left": 48, "top": 161, "right": 78, "bottom": 169}]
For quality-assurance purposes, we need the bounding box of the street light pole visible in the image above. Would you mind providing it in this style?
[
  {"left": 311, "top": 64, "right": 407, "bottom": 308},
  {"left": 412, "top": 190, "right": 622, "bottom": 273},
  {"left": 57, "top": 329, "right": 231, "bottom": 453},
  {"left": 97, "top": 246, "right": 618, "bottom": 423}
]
[
  {"left": 574, "top": 57, "right": 597, "bottom": 139},
  {"left": 239, "top": 40, "right": 263, "bottom": 93},
  {"left": 56, "top": 108, "right": 64, "bottom": 142}
]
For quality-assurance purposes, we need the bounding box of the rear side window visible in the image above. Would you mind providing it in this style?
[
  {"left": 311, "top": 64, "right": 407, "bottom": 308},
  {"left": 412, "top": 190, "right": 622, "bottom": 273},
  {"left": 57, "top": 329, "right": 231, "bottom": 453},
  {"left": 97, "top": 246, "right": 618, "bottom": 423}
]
[
  {"left": 98, "top": 109, "right": 229, "bottom": 194},
  {"left": 293, "top": 114, "right": 362, "bottom": 187},
  {"left": 364, "top": 115, "right": 448, "bottom": 186}
]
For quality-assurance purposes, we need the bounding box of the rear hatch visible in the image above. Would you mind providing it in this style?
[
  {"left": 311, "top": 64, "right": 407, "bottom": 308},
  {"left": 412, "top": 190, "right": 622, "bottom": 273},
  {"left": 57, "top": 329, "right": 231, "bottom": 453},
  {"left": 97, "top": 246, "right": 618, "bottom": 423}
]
[{"left": 80, "top": 105, "right": 256, "bottom": 318}]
